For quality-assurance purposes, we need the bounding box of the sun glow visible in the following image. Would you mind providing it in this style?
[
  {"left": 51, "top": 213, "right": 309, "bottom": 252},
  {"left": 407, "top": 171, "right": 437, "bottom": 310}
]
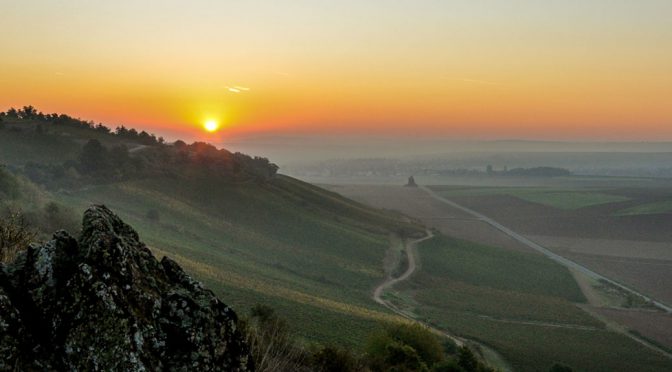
[{"left": 204, "top": 119, "right": 219, "bottom": 133}]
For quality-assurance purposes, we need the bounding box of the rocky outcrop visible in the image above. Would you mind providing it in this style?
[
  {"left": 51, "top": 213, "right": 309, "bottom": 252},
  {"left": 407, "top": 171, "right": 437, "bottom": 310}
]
[{"left": 0, "top": 205, "right": 253, "bottom": 371}]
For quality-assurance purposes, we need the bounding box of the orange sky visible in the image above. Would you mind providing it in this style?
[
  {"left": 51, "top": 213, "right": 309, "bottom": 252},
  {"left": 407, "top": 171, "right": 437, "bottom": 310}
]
[{"left": 2, "top": 1, "right": 671, "bottom": 141}]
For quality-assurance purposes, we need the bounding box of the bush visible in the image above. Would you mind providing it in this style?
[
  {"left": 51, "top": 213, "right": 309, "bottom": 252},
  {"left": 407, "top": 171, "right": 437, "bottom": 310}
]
[
  {"left": 242, "top": 304, "right": 308, "bottom": 372},
  {"left": 366, "top": 323, "right": 444, "bottom": 371},
  {"left": 311, "top": 345, "right": 362, "bottom": 372},
  {"left": 432, "top": 360, "right": 465, "bottom": 372},
  {"left": 0, "top": 211, "right": 35, "bottom": 263},
  {"left": 549, "top": 363, "right": 574, "bottom": 372}
]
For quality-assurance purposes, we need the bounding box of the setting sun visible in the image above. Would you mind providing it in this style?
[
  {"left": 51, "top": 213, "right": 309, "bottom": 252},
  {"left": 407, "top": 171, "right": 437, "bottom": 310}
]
[{"left": 204, "top": 119, "right": 219, "bottom": 133}]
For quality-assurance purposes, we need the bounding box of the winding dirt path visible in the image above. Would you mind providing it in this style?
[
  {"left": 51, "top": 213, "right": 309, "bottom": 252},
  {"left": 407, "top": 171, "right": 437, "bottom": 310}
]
[
  {"left": 373, "top": 230, "right": 463, "bottom": 348},
  {"left": 373, "top": 230, "right": 434, "bottom": 308},
  {"left": 372, "top": 230, "right": 513, "bottom": 371}
]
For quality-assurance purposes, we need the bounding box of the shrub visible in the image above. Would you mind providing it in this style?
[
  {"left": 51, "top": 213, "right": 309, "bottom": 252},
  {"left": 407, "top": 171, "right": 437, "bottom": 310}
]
[
  {"left": 549, "top": 363, "right": 574, "bottom": 372},
  {"left": 311, "top": 345, "right": 362, "bottom": 372},
  {"left": 0, "top": 211, "right": 35, "bottom": 263},
  {"left": 366, "top": 323, "right": 444, "bottom": 371},
  {"left": 242, "top": 304, "right": 308, "bottom": 372}
]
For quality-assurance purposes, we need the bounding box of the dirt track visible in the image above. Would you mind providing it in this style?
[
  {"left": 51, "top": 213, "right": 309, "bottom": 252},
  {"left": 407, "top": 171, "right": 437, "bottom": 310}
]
[
  {"left": 373, "top": 230, "right": 435, "bottom": 308},
  {"left": 372, "top": 231, "right": 513, "bottom": 371}
]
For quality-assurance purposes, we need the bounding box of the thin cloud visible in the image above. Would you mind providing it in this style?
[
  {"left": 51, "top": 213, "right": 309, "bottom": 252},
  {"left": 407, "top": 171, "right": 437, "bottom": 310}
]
[{"left": 226, "top": 86, "right": 250, "bottom": 94}]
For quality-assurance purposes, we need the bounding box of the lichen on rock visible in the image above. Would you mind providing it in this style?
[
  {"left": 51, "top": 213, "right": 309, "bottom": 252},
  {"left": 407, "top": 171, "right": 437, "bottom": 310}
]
[{"left": 0, "top": 205, "right": 253, "bottom": 371}]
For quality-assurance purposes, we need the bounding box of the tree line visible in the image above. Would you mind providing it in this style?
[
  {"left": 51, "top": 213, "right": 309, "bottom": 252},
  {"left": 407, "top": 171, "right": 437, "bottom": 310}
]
[{"left": 0, "top": 105, "right": 164, "bottom": 145}]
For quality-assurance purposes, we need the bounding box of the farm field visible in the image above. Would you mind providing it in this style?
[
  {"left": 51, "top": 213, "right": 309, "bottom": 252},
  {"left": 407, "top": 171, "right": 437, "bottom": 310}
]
[
  {"left": 429, "top": 185, "right": 672, "bottom": 241},
  {"left": 590, "top": 307, "right": 672, "bottom": 351},
  {"left": 329, "top": 185, "right": 533, "bottom": 253},
  {"left": 424, "top": 183, "right": 672, "bottom": 349},
  {"left": 403, "top": 237, "right": 670, "bottom": 371},
  {"left": 333, "top": 184, "right": 672, "bottom": 371}
]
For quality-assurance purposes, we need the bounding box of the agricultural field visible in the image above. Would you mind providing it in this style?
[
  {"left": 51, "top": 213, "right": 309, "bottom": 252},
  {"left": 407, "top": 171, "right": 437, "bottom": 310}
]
[
  {"left": 590, "top": 308, "right": 672, "bottom": 351},
  {"left": 334, "top": 184, "right": 672, "bottom": 371},
  {"left": 399, "top": 235, "right": 671, "bottom": 372},
  {"left": 329, "top": 185, "right": 533, "bottom": 253},
  {"left": 429, "top": 186, "right": 630, "bottom": 210},
  {"left": 427, "top": 183, "right": 672, "bottom": 317}
]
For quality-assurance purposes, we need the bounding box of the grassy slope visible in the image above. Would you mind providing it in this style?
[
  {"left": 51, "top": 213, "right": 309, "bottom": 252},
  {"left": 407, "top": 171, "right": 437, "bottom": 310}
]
[
  {"left": 56, "top": 174, "right": 423, "bottom": 347},
  {"left": 431, "top": 186, "right": 629, "bottom": 210},
  {"left": 394, "top": 235, "right": 671, "bottom": 372}
]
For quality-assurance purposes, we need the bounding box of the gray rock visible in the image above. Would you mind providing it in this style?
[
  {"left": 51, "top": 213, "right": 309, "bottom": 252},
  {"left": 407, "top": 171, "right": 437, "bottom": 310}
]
[{"left": 0, "top": 205, "right": 253, "bottom": 371}]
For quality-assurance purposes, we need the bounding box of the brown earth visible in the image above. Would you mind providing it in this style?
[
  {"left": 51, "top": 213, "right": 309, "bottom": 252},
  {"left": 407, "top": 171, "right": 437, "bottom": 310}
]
[
  {"left": 449, "top": 193, "right": 672, "bottom": 242},
  {"left": 563, "top": 252, "right": 672, "bottom": 305},
  {"left": 590, "top": 307, "right": 672, "bottom": 350},
  {"left": 331, "top": 185, "right": 534, "bottom": 253}
]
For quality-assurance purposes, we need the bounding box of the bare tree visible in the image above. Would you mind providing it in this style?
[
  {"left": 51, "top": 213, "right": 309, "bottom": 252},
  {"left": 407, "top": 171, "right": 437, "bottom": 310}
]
[{"left": 0, "top": 211, "right": 35, "bottom": 263}]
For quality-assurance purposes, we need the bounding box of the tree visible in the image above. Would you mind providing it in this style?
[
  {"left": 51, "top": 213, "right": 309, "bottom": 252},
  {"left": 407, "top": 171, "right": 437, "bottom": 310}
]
[
  {"left": 456, "top": 347, "right": 478, "bottom": 372},
  {"left": 78, "top": 139, "right": 110, "bottom": 175},
  {"left": 6, "top": 108, "right": 19, "bottom": 118},
  {"left": 549, "top": 363, "right": 573, "bottom": 372},
  {"left": 19, "top": 105, "right": 37, "bottom": 119}
]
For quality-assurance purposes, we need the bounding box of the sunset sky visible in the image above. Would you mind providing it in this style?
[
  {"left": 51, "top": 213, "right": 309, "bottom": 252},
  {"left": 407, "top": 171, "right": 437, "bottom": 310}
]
[{"left": 2, "top": 1, "right": 671, "bottom": 141}]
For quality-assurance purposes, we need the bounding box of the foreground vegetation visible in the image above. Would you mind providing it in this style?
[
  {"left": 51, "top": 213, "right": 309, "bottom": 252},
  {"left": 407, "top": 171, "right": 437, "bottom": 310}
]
[{"left": 242, "top": 304, "right": 496, "bottom": 372}]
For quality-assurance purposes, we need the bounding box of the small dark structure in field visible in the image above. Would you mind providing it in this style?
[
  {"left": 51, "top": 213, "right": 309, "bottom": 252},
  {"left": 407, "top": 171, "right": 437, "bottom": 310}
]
[
  {"left": 405, "top": 176, "right": 418, "bottom": 187},
  {"left": 0, "top": 205, "right": 252, "bottom": 371}
]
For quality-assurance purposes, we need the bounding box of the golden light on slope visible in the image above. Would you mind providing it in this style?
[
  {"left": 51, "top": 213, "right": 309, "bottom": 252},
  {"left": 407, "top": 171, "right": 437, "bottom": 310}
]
[{"left": 203, "top": 119, "right": 219, "bottom": 133}]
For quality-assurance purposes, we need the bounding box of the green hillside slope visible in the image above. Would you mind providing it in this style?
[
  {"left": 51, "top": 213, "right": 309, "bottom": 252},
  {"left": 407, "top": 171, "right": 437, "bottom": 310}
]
[{"left": 0, "top": 111, "right": 424, "bottom": 347}]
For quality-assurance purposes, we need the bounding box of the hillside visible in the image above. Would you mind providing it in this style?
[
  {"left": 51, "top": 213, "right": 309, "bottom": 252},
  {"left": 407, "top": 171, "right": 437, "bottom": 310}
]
[{"left": 0, "top": 107, "right": 425, "bottom": 347}]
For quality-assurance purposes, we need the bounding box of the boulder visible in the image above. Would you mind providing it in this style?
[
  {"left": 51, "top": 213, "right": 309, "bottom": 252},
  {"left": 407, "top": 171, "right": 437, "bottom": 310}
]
[{"left": 0, "top": 205, "right": 253, "bottom": 371}]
